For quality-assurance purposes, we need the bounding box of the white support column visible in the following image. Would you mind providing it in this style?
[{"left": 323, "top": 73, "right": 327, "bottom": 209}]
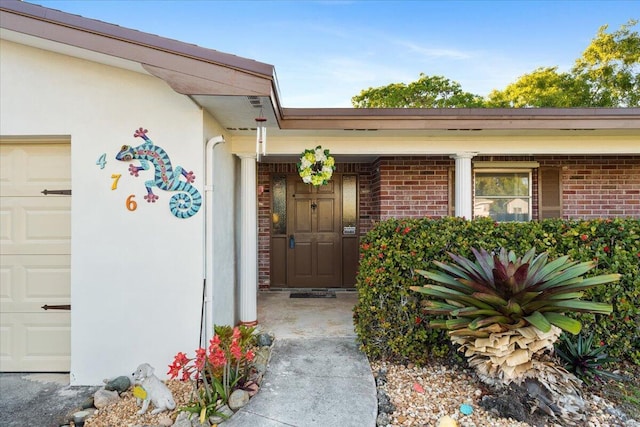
[
  {"left": 451, "top": 153, "right": 476, "bottom": 219},
  {"left": 239, "top": 154, "right": 258, "bottom": 325}
]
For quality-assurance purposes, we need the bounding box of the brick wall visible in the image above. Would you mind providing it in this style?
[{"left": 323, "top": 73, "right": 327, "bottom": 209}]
[
  {"left": 537, "top": 155, "right": 640, "bottom": 219},
  {"left": 374, "top": 156, "right": 453, "bottom": 220}
]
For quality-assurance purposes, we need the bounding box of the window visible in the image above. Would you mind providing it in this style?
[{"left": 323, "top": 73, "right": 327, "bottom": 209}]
[
  {"left": 271, "top": 175, "right": 286, "bottom": 235},
  {"left": 474, "top": 170, "right": 531, "bottom": 221}
]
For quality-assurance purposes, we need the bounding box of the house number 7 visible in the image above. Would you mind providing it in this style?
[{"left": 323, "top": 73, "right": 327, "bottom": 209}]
[{"left": 111, "top": 174, "right": 122, "bottom": 190}]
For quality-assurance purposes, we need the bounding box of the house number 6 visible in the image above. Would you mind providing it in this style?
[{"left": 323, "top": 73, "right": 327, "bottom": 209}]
[{"left": 126, "top": 195, "right": 137, "bottom": 211}]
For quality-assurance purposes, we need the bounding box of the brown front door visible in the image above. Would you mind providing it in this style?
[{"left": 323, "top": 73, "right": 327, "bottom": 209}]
[{"left": 286, "top": 174, "right": 342, "bottom": 287}]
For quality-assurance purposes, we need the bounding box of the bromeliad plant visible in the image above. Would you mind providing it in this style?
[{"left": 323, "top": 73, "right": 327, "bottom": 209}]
[
  {"left": 412, "top": 247, "right": 619, "bottom": 340},
  {"left": 168, "top": 325, "right": 256, "bottom": 423},
  {"left": 411, "top": 247, "right": 620, "bottom": 423}
]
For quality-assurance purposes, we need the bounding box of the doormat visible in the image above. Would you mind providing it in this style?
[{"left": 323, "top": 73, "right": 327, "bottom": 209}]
[{"left": 290, "top": 291, "right": 336, "bottom": 298}]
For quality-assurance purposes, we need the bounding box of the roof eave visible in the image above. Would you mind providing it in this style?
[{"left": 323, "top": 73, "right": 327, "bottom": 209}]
[
  {"left": 0, "top": 0, "right": 278, "bottom": 98},
  {"left": 279, "top": 107, "right": 640, "bottom": 130}
]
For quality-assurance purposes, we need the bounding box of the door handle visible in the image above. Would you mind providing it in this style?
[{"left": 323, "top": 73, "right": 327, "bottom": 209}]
[
  {"left": 289, "top": 235, "right": 295, "bottom": 249},
  {"left": 41, "top": 304, "right": 71, "bottom": 311}
]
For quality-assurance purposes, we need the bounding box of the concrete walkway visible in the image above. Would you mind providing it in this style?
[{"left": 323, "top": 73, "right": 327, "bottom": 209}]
[
  {"left": 222, "top": 291, "right": 377, "bottom": 426},
  {"left": 224, "top": 337, "right": 377, "bottom": 427}
]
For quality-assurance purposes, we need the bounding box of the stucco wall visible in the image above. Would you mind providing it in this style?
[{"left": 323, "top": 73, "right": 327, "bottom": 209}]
[{"left": 1, "top": 40, "right": 206, "bottom": 384}]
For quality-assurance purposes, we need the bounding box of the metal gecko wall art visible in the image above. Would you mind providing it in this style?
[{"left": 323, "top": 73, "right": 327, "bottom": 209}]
[{"left": 115, "top": 128, "right": 201, "bottom": 219}]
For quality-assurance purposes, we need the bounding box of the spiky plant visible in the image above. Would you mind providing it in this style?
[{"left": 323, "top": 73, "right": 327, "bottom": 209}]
[
  {"left": 411, "top": 247, "right": 618, "bottom": 339},
  {"left": 410, "top": 247, "right": 620, "bottom": 425},
  {"left": 555, "top": 332, "right": 625, "bottom": 386}
]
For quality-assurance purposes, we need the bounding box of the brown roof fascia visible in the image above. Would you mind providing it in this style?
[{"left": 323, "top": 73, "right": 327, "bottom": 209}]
[
  {"left": 0, "top": 0, "right": 278, "bottom": 95},
  {"left": 279, "top": 107, "right": 640, "bottom": 130}
]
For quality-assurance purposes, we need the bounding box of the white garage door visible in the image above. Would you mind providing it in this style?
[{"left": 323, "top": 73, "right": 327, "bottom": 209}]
[{"left": 0, "top": 141, "right": 71, "bottom": 372}]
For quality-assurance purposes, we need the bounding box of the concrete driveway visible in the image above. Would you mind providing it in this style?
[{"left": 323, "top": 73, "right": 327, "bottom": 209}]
[{"left": 0, "top": 373, "right": 98, "bottom": 427}]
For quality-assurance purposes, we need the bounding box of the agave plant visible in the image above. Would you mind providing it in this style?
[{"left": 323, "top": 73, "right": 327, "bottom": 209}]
[
  {"left": 410, "top": 247, "right": 621, "bottom": 425},
  {"left": 555, "top": 332, "right": 625, "bottom": 386}
]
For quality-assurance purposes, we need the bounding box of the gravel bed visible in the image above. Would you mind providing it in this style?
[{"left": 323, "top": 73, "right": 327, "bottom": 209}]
[
  {"left": 84, "top": 380, "right": 192, "bottom": 427},
  {"left": 372, "top": 361, "right": 638, "bottom": 427}
]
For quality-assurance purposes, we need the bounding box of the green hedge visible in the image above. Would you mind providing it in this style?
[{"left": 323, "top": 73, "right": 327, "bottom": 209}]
[{"left": 353, "top": 217, "right": 640, "bottom": 364}]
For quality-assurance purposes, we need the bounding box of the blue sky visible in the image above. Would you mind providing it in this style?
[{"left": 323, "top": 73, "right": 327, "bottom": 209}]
[{"left": 27, "top": 1, "right": 638, "bottom": 107}]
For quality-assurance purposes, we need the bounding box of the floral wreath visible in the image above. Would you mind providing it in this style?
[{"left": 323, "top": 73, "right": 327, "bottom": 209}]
[{"left": 297, "top": 146, "right": 336, "bottom": 186}]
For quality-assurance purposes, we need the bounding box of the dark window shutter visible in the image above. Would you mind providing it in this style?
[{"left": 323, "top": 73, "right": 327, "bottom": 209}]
[
  {"left": 448, "top": 167, "right": 455, "bottom": 216},
  {"left": 538, "top": 167, "right": 562, "bottom": 219}
]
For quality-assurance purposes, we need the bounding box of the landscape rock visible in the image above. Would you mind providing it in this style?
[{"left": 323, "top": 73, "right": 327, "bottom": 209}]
[
  {"left": 174, "top": 411, "right": 210, "bottom": 427},
  {"left": 377, "top": 389, "right": 395, "bottom": 414},
  {"left": 252, "top": 347, "right": 271, "bottom": 373},
  {"left": 376, "top": 412, "right": 391, "bottom": 426},
  {"left": 158, "top": 414, "right": 173, "bottom": 426},
  {"left": 460, "top": 403, "right": 474, "bottom": 415},
  {"left": 479, "top": 383, "right": 552, "bottom": 426},
  {"left": 93, "top": 388, "right": 120, "bottom": 409},
  {"left": 104, "top": 375, "right": 131, "bottom": 393},
  {"left": 209, "top": 404, "right": 234, "bottom": 424},
  {"left": 436, "top": 415, "right": 458, "bottom": 427},
  {"left": 228, "top": 389, "right": 250, "bottom": 410},
  {"left": 256, "top": 332, "right": 273, "bottom": 347}
]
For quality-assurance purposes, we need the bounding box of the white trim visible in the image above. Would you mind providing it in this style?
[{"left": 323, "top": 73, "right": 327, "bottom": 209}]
[
  {"left": 238, "top": 154, "right": 258, "bottom": 324},
  {"left": 473, "top": 161, "right": 540, "bottom": 168}
]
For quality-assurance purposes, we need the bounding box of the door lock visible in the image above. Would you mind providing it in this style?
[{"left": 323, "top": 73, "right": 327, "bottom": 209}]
[{"left": 289, "top": 235, "right": 295, "bottom": 249}]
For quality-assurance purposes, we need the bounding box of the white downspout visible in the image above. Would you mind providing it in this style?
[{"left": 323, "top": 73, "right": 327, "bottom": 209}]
[{"left": 204, "top": 135, "right": 225, "bottom": 346}]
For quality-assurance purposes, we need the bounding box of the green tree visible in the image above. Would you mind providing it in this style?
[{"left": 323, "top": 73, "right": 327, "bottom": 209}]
[
  {"left": 572, "top": 20, "right": 640, "bottom": 107},
  {"left": 353, "top": 20, "right": 638, "bottom": 108},
  {"left": 487, "top": 20, "right": 639, "bottom": 107},
  {"left": 484, "top": 67, "right": 590, "bottom": 107},
  {"left": 351, "top": 73, "right": 485, "bottom": 108}
]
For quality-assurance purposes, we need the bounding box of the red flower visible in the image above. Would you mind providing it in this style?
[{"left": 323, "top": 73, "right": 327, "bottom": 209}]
[
  {"left": 232, "top": 327, "right": 241, "bottom": 340},
  {"left": 208, "top": 348, "right": 227, "bottom": 369},
  {"left": 402, "top": 227, "right": 411, "bottom": 235},
  {"left": 603, "top": 246, "right": 610, "bottom": 253},
  {"left": 230, "top": 341, "right": 243, "bottom": 361},
  {"left": 167, "top": 361, "right": 181, "bottom": 379},
  {"left": 361, "top": 243, "right": 370, "bottom": 251},
  {"left": 245, "top": 350, "right": 255, "bottom": 362},
  {"left": 174, "top": 351, "right": 189, "bottom": 366},
  {"left": 415, "top": 317, "right": 422, "bottom": 325},
  {"left": 208, "top": 335, "right": 221, "bottom": 354},
  {"left": 580, "top": 234, "right": 588, "bottom": 241},
  {"left": 194, "top": 347, "right": 207, "bottom": 370}
]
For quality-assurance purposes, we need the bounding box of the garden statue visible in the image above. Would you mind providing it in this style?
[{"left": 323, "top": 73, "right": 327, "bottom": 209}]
[{"left": 132, "top": 363, "right": 176, "bottom": 415}]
